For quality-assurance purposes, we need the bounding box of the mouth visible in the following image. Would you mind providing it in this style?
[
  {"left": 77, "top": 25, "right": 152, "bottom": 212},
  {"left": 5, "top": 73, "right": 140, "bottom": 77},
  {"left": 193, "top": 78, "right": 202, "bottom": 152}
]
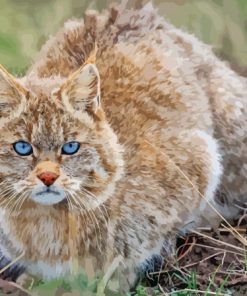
[
  {"left": 31, "top": 185, "right": 66, "bottom": 206},
  {"left": 36, "top": 187, "right": 61, "bottom": 196}
]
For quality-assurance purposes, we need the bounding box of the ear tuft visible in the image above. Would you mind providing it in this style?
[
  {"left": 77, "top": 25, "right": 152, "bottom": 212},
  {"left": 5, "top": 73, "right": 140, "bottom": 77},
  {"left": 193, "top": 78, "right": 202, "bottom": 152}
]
[
  {"left": 85, "top": 43, "right": 98, "bottom": 64},
  {"left": 60, "top": 63, "right": 101, "bottom": 118},
  {"left": 0, "top": 64, "right": 28, "bottom": 118}
]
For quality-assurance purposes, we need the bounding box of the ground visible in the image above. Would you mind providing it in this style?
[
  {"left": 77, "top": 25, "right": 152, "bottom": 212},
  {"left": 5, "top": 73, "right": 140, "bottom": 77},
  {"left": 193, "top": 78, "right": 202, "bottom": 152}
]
[{"left": 0, "top": 215, "right": 246, "bottom": 295}]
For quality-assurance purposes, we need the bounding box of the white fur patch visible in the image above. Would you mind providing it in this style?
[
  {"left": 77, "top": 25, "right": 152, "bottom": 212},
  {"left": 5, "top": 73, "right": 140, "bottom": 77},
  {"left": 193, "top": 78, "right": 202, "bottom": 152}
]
[
  {"left": 27, "top": 261, "right": 70, "bottom": 280},
  {"left": 182, "top": 130, "right": 223, "bottom": 231},
  {"left": 193, "top": 130, "right": 223, "bottom": 207},
  {"left": 30, "top": 185, "right": 66, "bottom": 205}
]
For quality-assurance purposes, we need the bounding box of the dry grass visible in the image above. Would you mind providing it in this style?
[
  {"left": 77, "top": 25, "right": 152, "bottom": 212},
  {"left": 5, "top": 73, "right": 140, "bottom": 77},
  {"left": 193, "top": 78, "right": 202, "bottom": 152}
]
[{"left": 138, "top": 217, "right": 247, "bottom": 295}]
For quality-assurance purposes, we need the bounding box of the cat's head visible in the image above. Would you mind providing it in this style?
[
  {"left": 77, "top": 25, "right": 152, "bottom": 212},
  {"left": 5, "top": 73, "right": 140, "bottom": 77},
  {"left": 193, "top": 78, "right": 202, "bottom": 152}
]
[{"left": 0, "top": 62, "right": 123, "bottom": 213}]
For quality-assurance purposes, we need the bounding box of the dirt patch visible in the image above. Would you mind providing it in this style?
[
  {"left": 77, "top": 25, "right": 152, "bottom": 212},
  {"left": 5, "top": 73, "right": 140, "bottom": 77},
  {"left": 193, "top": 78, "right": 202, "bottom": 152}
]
[{"left": 144, "top": 217, "right": 247, "bottom": 295}]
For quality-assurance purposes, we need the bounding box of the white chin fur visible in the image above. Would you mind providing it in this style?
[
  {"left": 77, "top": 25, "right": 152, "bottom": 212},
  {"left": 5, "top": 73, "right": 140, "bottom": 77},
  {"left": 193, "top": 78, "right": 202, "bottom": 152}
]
[{"left": 30, "top": 185, "right": 66, "bottom": 206}]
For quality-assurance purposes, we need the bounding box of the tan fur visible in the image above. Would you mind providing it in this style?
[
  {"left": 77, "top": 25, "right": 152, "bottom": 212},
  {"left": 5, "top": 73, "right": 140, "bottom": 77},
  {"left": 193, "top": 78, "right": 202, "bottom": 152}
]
[{"left": 0, "top": 2, "right": 246, "bottom": 293}]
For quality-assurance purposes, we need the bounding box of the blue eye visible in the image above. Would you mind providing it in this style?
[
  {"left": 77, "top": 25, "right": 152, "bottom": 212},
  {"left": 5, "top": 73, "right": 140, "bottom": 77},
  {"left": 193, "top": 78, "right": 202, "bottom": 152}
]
[
  {"left": 13, "top": 141, "right": 33, "bottom": 156},
  {"left": 62, "top": 141, "right": 80, "bottom": 155}
]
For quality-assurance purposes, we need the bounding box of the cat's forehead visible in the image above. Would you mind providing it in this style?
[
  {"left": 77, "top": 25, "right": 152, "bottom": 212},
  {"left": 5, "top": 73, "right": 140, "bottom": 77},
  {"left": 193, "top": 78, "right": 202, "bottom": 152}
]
[
  {"left": 27, "top": 98, "right": 79, "bottom": 147},
  {"left": 24, "top": 76, "right": 65, "bottom": 96},
  {"left": 3, "top": 77, "right": 91, "bottom": 148}
]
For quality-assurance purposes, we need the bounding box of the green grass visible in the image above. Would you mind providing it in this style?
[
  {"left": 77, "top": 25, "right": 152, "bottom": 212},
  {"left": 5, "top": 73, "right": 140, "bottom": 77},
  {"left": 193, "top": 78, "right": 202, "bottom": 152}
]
[
  {"left": 0, "top": 0, "right": 246, "bottom": 75},
  {"left": 131, "top": 269, "right": 233, "bottom": 296},
  {"left": 29, "top": 271, "right": 99, "bottom": 296}
]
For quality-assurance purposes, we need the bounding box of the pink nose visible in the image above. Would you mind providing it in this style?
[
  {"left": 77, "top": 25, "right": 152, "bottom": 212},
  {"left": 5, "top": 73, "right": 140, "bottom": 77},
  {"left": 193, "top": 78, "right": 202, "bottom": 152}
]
[{"left": 37, "top": 172, "right": 59, "bottom": 186}]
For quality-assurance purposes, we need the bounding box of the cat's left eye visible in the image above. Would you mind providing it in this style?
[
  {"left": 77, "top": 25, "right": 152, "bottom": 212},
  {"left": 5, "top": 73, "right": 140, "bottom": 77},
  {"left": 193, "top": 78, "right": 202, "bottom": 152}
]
[{"left": 62, "top": 141, "right": 80, "bottom": 155}]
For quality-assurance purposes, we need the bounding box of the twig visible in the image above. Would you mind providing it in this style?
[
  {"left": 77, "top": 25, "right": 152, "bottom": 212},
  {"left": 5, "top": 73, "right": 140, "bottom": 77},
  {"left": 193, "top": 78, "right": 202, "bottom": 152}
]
[
  {"left": 238, "top": 213, "right": 247, "bottom": 226},
  {"left": 220, "top": 223, "right": 247, "bottom": 246},
  {"left": 181, "top": 251, "right": 224, "bottom": 270},
  {"left": 192, "top": 230, "right": 245, "bottom": 252},
  {"left": 158, "top": 283, "right": 169, "bottom": 296},
  {"left": 177, "top": 236, "right": 196, "bottom": 261},
  {"left": 0, "top": 251, "right": 25, "bottom": 274},
  {"left": 209, "top": 270, "right": 245, "bottom": 277},
  {"left": 221, "top": 251, "right": 226, "bottom": 267},
  {"left": 165, "top": 288, "right": 225, "bottom": 295},
  {"left": 4, "top": 281, "right": 32, "bottom": 296},
  {"left": 225, "top": 275, "right": 247, "bottom": 287},
  {"left": 197, "top": 226, "right": 247, "bottom": 234},
  {"left": 97, "top": 255, "right": 124, "bottom": 296},
  {"left": 177, "top": 242, "right": 244, "bottom": 257}
]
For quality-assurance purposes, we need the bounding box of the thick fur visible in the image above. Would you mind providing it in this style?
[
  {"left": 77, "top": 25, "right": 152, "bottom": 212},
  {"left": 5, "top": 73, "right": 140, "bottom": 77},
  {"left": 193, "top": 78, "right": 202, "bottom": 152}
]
[{"left": 0, "top": 2, "right": 246, "bottom": 293}]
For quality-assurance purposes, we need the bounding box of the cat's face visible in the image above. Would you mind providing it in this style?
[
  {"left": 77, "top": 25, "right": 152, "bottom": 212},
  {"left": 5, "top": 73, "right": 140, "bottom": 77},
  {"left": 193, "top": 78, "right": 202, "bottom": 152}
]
[{"left": 0, "top": 63, "right": 123, "bottom": 213}]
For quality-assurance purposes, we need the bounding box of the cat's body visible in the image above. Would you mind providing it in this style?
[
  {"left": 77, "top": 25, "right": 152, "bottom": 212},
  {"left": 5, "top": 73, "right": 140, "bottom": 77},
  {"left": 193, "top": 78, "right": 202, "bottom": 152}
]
[{"left": 0, "top": 2, "right": 246, "bottom": 293}]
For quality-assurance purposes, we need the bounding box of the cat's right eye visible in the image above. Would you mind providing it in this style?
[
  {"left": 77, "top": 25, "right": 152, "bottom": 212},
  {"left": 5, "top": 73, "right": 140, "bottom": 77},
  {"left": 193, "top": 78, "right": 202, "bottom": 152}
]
[{"left": 13, "top": 141, "right": 33, "bottom": 156}]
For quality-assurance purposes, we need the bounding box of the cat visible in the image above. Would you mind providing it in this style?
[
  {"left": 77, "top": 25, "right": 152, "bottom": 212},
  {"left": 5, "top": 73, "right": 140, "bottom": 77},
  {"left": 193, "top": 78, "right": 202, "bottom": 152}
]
[{"left": 0, "top": 1, "right": 246, "bottom": 294}]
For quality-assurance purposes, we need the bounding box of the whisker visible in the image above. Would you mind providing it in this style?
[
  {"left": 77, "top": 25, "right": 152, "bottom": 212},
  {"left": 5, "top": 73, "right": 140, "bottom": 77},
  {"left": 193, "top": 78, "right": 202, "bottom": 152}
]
[
  {"left": 16, "top": 192, "right": 28, "bottom": 212},
  {"left": 65, "top": 192, "right": 75, "bottom": 212},
  {"left": 81, "top": 187, "right": 110, "bottom": 224},
  {"left": 3, "top": 192, "right": 20, "bottom": 215},
  {"left": 69, "top": 189, "right": 138, "bottom": 255},
  {"left": 71, "top": 191, "right": 103, "bottom": 253},
  {"left": 66, "top": 191, "right": 90, "bottom": 243},
  {"left": 66, "top": 191, "right": 91, "bottom": 250},
  {"left": 0, "top": 185, "right": 15, "bottom": 199},
  {"left": 68, "top": 191, "right": 85, "bottom": 212},
  {"left": 11, "top": 189, "right": 29, "bottom": 215},
  {"left": 0, "top": 188, "right": 17, "bottom": 205}
]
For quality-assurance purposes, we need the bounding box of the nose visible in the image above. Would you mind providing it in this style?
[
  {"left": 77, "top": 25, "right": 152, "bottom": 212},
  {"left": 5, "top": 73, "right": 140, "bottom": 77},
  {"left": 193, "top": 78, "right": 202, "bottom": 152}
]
[{"left": 37, "top": 172, "right": 59, "bottom": 186}]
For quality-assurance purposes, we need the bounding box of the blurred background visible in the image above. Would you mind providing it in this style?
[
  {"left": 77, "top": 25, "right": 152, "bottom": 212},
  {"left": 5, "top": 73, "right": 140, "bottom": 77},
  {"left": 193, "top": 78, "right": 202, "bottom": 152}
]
[{"left": 0, "top": 0, "right": 246, "bottom": 76}]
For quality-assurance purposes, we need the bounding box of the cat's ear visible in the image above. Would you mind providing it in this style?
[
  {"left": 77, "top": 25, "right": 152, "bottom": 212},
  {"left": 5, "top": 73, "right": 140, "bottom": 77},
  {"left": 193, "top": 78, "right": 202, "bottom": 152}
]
[
  {"left": 60, "top": 63, "right": 101, "bottom": 119},
  {"left": 0, "top": 64, "right": 28, "bottom": 118}
]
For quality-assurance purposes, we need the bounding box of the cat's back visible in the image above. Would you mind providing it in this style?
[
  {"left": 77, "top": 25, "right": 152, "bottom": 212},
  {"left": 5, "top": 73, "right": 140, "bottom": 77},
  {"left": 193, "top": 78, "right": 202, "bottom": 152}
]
[
  {"left": 30, "top": 3, "right": 216, "bottom": 146},
  {"left": 95, "top": 3, "right": 216, "bottom": 142},
  {"left": 90, "top": 3, "right": 247, "bottom": 218},
  {"left": 29, "top": 2, "right": 247, "bottom": 218}
]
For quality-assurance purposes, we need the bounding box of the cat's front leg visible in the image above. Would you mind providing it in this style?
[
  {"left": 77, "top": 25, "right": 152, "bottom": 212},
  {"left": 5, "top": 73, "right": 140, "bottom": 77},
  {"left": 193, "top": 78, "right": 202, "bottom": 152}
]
[{"left": 101, "top": 229, "right": 176, "bottom": 295}]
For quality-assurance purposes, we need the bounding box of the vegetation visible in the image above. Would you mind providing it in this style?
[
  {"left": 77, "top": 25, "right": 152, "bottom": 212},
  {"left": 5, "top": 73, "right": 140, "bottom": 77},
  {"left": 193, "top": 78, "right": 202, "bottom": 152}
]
[{"left": 0, "top": 0, "right": 246, "bottom": 76}]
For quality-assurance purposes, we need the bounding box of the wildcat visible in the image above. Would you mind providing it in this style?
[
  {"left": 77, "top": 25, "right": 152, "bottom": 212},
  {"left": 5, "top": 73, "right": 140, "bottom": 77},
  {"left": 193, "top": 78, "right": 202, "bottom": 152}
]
[{"left": 0, "top": 1, "right": 246, "bottom": 294}]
